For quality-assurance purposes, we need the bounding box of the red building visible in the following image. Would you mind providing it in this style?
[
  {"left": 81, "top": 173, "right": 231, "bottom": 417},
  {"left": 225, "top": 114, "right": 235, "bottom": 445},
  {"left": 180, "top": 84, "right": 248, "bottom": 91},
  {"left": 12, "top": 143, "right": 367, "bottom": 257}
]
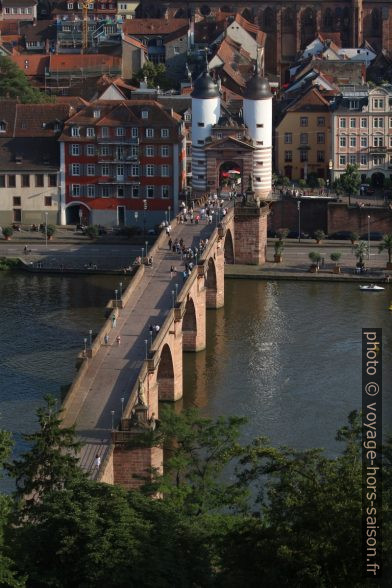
[{"left": 59, "top": 99, "right": 186, "bottom": 227}]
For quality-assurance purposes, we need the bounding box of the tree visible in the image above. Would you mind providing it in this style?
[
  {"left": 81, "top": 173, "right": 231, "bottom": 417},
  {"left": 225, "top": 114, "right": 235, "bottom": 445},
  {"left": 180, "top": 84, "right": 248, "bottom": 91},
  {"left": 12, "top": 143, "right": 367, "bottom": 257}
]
[
  {"left": 308, "top": 251, "right": 321, "bottom": 268},
  {"left": 378, "top": 233, "right": 392, "bottom": 265},
  {"left": 337, "top": 164, "right": 361, "bottom": 205},
  {"left": 0, "top": 56, "right": 51, "bottom": 104},
  {"left": 314, "top": 229, "right": 325, "bottom": 243},
  {"left": 354, "top": 241, "right": 368, "bottom": 268},
  {"left": 330, "top": 252, "right": 341, "bottom": 266},
  {"left": 6, "top": 395, "right": 85, "bottom": 505},
  {"left": 135, "top": 61, "right": 171, "bottom": 90}
]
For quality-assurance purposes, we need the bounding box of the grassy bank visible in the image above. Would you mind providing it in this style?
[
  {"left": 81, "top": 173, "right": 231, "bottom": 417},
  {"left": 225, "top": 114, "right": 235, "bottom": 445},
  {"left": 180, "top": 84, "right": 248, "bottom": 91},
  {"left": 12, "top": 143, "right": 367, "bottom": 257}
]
[{"left": 0, "top": 257, "right": 22, "bottom": 270}]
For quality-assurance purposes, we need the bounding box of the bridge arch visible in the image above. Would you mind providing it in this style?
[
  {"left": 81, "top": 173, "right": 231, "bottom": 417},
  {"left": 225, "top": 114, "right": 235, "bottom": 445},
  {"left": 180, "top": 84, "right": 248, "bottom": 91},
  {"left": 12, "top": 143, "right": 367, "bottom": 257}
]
[
  {"left": 182, "top": 295, "right": 198, "bottom": 352},
  {"left": 224, "top": 229, "right": 234, "bottom": 264},
  {"left": 157, "top": 343, "right": 175, "bottom": 401}
]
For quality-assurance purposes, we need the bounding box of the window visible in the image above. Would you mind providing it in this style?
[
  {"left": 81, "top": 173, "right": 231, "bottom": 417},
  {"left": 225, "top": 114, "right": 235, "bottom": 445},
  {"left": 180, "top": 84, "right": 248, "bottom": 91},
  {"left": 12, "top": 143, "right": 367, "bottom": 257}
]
[
  {"left": 45, "top": 196, "right": 52, "bottom": 207},
  {"left": 317, "top": 151, "right": 325, "bottom": 162},
  {"left": 71, "top": 164, "right": 80, "bottom": 176},
  {"left": 8, "top": 175, "right": 16, "bottom": 187},
  {"left": 339, "top": 155, "right": 346, "bottom": 166},
  {"left": 350, "top": 118, "right": 356, "bottom": 128},
  {"left": 161, "top": 145, "right": 169, "bottom": 157},
  {"left": 390, "top": 136, "right": 392, "bottom": 148},
  {"left": 146, "top": 185, "right": 154, "bottom": 198},
  {"left": 0, "top": 121, "right": 6, "bottom": 132},
  {"left": 373, "top": 99, "right": 384, "bottom": 109},
  {"left": 116, "top": 127, "right": 125, "bottom": 136},
  {"left": 300, "top": 150, "right": 308, "bottom": 162},
  {"left": 361, "top": 137, "right": 368, "bottom": 147},
  {"left": 131, "top": 127, "right": 138, "bottom": 138},
  {"left": 317, "top": 117, "right": 325, "bottom": 126},
  {"left": 373, "top": 156, "right": 383, "bottom": 165},
  {"left": 373, "top": 118, "right": 383, "bottom": 128},
  {"left": 173, "top": 46, "right": 180, "bottom": 55},
  {"left": 100, "top": 146, "right": 110, "bottom": 156},
  {"left": 86, "top": 127, "right": 95, "bottom": 137},
  {"left": 284, "top": 151, "right": 292, "bottom": 162},
  {"left": 350, "top": 136, "right": 356, "bottom": 147},
  {"left": 256, "top": 124, "right": 264, "bottom": 128},
  {"left": 87, "top": 164, "right": 95, "bottom": 176},
  {"left": 161, "top": 164, "right": 169, "bottom": 177},
  {"left": 49, "top": 174, "right": 57, "bottom": 187},
  {"left": 389, "top": 117, "right": 392, "bottom": 129},
  {"left": 146, "top": 164, "right": 154, "bottom": 177},
  {"left": 300, "top": 133, "right": 308, "bottom": 145},
  {"left": 141, "top": 111, "right": 148, "bottom": 119},
  {"left": 300, "top": 117, "right": 308, "bottom": 127},
  {"left": 131, "top": 184, "right": 139, "bottom": 198},
  {"left": 71, "top": 126, "right": 80, "bottom": 137},
  {"left": 161, "top": 185, "right": 169, "bottom": 198},
  {"left": 13, "top": 196, "right": 21, "bottom": 206},
  {"left": 373, "top": 137, "right": 383, "bottom": 147},
  {"left": 101, "top": 186, "right": 109, "bottom": 198},
  {"left": 361, "top": 118, "right": 367, "bottom": 128},
  {"left": 93, "top": 110, "right": 100, "bottom": 118},
  {"left": 13, "top": 209, "right": 21, "bottom": 222},
  {"left": 67, "top": 2, "right": 73, "bottom": 9},
  {"left": 131, "top": 164, "right": 139, "bottom": 176},
  {"left": 349, "top": 154, "right": 356, "bottom": 165},
  {"left": 130, "top": 146, "right": 138, "bottom": 158},
  {"left": 116, "top": 146, "right": 124, "bottom": 160},
  {"left": 0, "top": 175, "right": 5, "bottom": 187},
  {"left": 101, "top": 127, "right": 109, "bottom": 138},
  {"left": 146, "top": 128, "right": 154, "bottom": 138},
  {"left": 71, "top": 184, "right": 80, "bottom": 196},
  {"left": 87, "top": 144, "right": 95, "bottom": 156},
  {"left": 117, "top": 165, "right": 124, "bottom": 177},
  {"left": 317, "top": 133, "right": 325, "bottom": 144},
  {"left": 360, "top": 154, "right": 367, "bottom": 165},
  {"left": 184, "top": 113, "right": 191, "bottom": 121},
  {"left": 35, "top": 174, "right": 44, "bottom": 187},
  {"left": 161, "top": 128, "right": 169, "bottom": 138},
  {"left": 340, "top": 136, "right": 347, "bottom": 148},
  {"left": 284, "top": 132, "right": 292, "bottom": 144},
  {"left": 71, "top": 144, "right": 80, "bottom": 156},
  {"left": 349, "top": 100, "right": 359, "bottom": 110},
  {"left": 197, "top": 122, "right": 205, "bottom": 127},
  {"left": 21, "top": 175, "right": 30, "bottom": 187},
  {"left": 101, "top": 164, "right": 109, "bottom": 176},
  {"left": 339, "top": 118, "right": 346, "bottom": 128},
  {"left": 87, "top": 185, "right": 95, "bottom": 197},
  {"left": 145, "top": 145, "right": 154, "bottom": 157}
]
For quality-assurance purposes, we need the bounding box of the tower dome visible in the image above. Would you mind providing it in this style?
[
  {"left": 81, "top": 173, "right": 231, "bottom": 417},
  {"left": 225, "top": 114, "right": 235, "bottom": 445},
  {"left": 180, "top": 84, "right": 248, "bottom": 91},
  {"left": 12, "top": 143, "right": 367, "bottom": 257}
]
[
  {"left": 191, "top": 71, "right": 219, "bottom": 99},
  {"left": 243, "top": 74, "right": 272, "bottom": 100}
]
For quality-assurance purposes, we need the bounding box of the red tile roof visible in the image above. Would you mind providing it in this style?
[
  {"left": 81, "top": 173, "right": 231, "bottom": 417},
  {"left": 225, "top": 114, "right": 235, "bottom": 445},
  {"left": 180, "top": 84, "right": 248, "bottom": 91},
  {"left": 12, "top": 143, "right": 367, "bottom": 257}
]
[
  {"left": 49, "top": 54, "right": 121, "bottom": 73},
  {"left": 0, "top": 101, "right": 73, "bottom": 137},
  {"left": 10, "top": 54, "right": 49, "bottom": 77},
  {"left": 122, "top": 34, "right": 147, "bottom": 52},
  {"left": 123, "top": 18, "right": 188, "bottom": 36}
]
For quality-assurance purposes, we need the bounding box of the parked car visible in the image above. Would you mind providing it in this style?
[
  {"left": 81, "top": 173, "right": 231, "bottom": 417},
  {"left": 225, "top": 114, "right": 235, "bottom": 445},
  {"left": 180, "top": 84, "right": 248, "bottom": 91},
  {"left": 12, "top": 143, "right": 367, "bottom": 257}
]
[
  {"left": 328, "top": 231, "right": 352, "bottom": 240},
  {"left": 360, "top": 232, "right": 383, "bottom": 241},
  {"left": 287, "top": 230, "right": 310, "bottom": 239}
]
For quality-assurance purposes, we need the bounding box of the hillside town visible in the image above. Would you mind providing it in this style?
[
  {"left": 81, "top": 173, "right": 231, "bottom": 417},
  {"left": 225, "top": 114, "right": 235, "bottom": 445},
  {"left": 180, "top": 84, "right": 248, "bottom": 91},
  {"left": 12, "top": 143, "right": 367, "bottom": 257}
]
[{"left": 0, "top": 1, "right": 392, "bottom": 236}]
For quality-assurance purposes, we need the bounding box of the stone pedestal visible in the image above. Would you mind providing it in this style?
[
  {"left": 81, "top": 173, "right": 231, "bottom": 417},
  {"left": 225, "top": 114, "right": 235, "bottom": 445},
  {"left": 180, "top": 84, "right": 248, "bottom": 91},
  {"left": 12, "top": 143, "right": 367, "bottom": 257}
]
[{"left": 234, "top": 203, "right": 269, "bottom": 265}]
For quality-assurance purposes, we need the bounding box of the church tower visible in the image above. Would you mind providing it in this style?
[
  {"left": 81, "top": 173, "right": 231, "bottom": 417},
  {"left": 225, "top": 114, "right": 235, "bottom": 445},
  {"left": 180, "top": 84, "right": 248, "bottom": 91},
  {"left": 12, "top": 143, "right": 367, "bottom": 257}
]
[
  {"left": 191, "top": 63, "right": 220, "bottom": 196},
  {"left": 243, "top": 68, "right": 273, "bottom": 200}
]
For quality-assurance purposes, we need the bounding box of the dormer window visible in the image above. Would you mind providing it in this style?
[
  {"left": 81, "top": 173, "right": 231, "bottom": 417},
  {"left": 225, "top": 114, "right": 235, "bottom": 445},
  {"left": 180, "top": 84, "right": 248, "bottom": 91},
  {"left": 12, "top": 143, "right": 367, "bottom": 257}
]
[
  {"left": 93, "top": 109, "right": 101, "bottom": 118},
  {"left": 54, "top": 121, "right": 61, "bottom": 132},
  {"left": 71, "top": 126, "right": 80, "bottom": 137},
  {"left": 67, "top": 2, "right": 73, "bottom": 9},
  {"left": 0, "top": 121, "right": 6, "bottom": 133},
  {"left": 141, "top": 111, "right": 148, "bottom": 119}
]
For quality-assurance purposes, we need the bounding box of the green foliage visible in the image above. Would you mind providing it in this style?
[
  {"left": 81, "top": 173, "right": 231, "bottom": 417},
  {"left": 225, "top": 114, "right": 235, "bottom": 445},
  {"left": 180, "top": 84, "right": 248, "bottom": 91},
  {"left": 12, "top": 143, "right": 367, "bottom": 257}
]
[
  {"left": 276, "top": 228, "right": 289, "bottom": 240},
  {"left": 41, "top": 224, "right": 56, "bottom": 237},
  {"left": 378, "top": 233, "right": 392, "bottom": 263},
  {"left": 349, "top": 231, "right": 359, "bottom": 243},
  {"left": 274, "top": 240, "right": 284, "bottom": 255},
  {"left": 314, "top": 229, "right": 325, "bottom": 242},
  {"left": 330, "top": 252, "right": 341, "bottom": 265},
  {"left": 317, "top": 177, "right": 325, "bottom": 188},
  {"left": 0, "top": 56, "right": 51, "bottom": 103},
  {"left": 337, "top": 164, "right": 361, "bottom": 199},
  {"left": 306, "top": 172, "right": 319, "bottom": 189},
  {"left": 2, "top": 226, "right": 13, "bottom": 238},
  {"left": 298, "top": 179, "right": 307, "bottom": 189},
  {"left": 354, "top": 241, "right": 368, "bottom": 265},
  {"left": 135, "top": 61, "right": 171, "bottom": 90},
  {"left": 6, "top": 395, "right": 85, "bottom": 505},
  {"left": 309, "top": 251, "right": 321, "bottom": 265},
  {"left": 0, "top": 257, "right": 21, "bottom": 271},
  {"left": 85, "top": 225, "right": 99, "bottom": 239}
]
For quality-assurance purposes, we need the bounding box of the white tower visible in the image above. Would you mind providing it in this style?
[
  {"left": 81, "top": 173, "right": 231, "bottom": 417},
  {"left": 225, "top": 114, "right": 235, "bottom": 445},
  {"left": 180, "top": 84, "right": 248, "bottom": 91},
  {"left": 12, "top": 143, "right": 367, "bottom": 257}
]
[
  {"left": 243, "top": 69, "right": 273, "bottom": 199},
  {"left": 191, "top": 65, "right": 220, "bottom": 195}
]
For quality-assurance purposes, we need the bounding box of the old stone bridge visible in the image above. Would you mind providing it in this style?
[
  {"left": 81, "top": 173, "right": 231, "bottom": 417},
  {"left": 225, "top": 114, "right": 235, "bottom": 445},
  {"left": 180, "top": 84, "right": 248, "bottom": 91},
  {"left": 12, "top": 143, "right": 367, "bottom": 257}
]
[{"left": 61, "top": 199, "right": 268, "bottom": 489}]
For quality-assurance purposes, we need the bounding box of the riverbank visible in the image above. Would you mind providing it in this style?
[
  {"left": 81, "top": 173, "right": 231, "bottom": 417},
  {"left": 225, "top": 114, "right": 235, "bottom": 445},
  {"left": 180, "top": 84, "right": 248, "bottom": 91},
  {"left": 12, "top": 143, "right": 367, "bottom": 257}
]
[{"left": 225, "top": 264, "right": 391, "bottom": 283}]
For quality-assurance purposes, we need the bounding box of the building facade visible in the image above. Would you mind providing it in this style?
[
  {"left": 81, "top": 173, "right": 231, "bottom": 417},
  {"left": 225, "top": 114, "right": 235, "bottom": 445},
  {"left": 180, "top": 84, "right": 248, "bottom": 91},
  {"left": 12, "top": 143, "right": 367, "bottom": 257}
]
[
  {"left": 59, "top": 99, "right": 186, "bottom": 226},
  {"left": 331, "top": 84, "right": 392, "bottom": 185}
]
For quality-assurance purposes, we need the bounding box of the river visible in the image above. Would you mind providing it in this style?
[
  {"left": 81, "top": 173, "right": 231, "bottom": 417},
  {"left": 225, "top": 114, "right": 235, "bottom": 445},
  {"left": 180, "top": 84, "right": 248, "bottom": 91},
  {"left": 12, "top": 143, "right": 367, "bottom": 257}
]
[{"left": 0, "top": 273, "right": 391, "bottom": 491}]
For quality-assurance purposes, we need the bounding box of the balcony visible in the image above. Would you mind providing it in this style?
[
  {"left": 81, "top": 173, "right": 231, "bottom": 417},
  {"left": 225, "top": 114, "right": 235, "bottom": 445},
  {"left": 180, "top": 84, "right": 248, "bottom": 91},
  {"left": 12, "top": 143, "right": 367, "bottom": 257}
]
[{"left": 97, "top": 137, "right": 139, "bottom": 145}]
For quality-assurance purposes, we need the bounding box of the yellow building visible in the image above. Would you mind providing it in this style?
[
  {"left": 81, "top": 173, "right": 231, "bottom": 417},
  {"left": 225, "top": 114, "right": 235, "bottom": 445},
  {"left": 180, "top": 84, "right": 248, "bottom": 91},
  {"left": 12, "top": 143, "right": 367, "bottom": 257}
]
[{"left": 275, "top": 87, "right": 332, "bottom": 182}]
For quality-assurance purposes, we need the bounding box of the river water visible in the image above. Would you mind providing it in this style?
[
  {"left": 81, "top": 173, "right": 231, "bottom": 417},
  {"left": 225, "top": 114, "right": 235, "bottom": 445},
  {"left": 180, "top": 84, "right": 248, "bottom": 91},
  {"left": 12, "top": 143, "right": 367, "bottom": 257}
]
[{"left": 0, "top": 273, "right": 391, "bottom": 491}]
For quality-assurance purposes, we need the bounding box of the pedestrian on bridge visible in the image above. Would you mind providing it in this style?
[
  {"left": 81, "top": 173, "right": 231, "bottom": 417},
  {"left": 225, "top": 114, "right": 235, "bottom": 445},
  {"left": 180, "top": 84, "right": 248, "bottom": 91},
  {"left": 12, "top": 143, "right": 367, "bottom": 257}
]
[
  {"left": 104, "top": 334, "right": 109, "bottom": 345},
  {"left": 116, "top": 335, "right": 121, "bottom": 345},
  {"left": 170, "top": 265, "right": 176, "bottom": 278},
  {"left": 111, "top": 314, "right": 117, "bottom": 328},
  {"left": 168, "top": 238, "right": 172, "bottom": 250},
  {"left": 94, "top": 454, "right": 101, "bottom": 469}
]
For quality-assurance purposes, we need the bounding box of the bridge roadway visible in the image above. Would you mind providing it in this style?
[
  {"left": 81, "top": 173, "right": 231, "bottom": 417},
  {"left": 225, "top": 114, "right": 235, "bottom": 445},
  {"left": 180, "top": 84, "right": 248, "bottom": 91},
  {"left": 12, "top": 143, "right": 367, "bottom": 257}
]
[{"left": 61, "top": 214, "right": 217, "bottom": 474}]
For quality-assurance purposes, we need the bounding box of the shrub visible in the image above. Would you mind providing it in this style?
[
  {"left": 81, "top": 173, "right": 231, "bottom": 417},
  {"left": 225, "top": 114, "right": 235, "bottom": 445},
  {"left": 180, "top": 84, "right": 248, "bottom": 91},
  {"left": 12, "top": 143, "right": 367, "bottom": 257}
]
[
  {"left": 309, "top": 251, "right": 321, "bottom": 266},
  {"left": 274, "top": 240, "right": 284, "bottom": 255},
  {"left": 3, "top": 226, "right": 13, "bottom": 237},
  {"left": 298, "top": 179, "right": 307, "bottom": 189},
  {"left": 349, "top": 231, "right": 359, "bottom": 243},
  {"left": 330, "top": 252, "right": 342, "bottom": 265},
  {"left": 276, "top": 228, "right": 289, "bottom": 240},
  {"left": 85, "top": 225, "right": 99, "bottom": 239},
  {"left": 314, "top": 229, "right": 326, "bottom": 242}
]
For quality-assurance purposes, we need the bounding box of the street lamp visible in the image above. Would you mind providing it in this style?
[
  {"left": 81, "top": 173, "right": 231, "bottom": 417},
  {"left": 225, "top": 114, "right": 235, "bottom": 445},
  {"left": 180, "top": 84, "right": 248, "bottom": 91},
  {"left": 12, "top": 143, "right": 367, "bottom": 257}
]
[
  {"left": 143, "top": 199, "right": 147, "bottom": 237},
  {"left": 144, "top": 339, "right": 148, "bottom": 360},
  {"left": 367, "top": 215, "right": 371, "bottom": 260},
  {"left": 141, "top": 247, "right": 144, "bottom": 260},
  {"left": 121, "top": 397, "right": 125, "bottom": 416},
  {"left": 145, "top": 240, "right": 148, "bottom": 258},
  {"left": 111, "top": 410, "right": 115, "bottom": 430},
  {"left": 114, "top": 289, "right": 118, "bottom": 306},
  {"left": 297, "top": 200, "right": 301, "bottom": 243},
  {"left": 175, "top": 283, "right": 178, "bottom": 298},
  {"left": 171, "top": 289, "right": 175, "bottom": 308},
  {"left": 83, "top": 337, "right": 87, "bottom": 356},
  {"left": 119, "top": 282, "right": 123, "bottom": 299},
  {"left": 44, "top": 211, "right": 48, "bottom": 248},
  {"left": 165, "top": 210, "right": 168, "bottom": 224},
  {"left": 134, "top": 211, "right": 139, "bottom": 224},
  {"left": 168, "top": 205, "right": 171, "bottom": 223},
  {"left": 88, "top": 329, "right": 92, "bottom": 347}
]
